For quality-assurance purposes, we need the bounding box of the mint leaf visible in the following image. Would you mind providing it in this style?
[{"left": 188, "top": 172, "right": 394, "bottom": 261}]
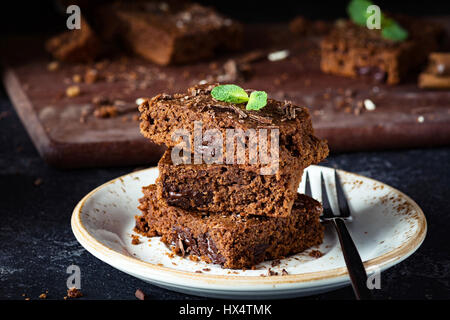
[
  {"left": 381, "top": 20, "right": 408, "bottom": 42},
  {"left": 347, "top": 0, "right": 373, "bottom": 26},
  {"left": 246, "top": 91, "right": 267, "bottom": 111},
  {"left": 211, "top": 84, "right": 249, "bottom": 104},
  {"left": 347, "top": 0, "right": 409, "bottom": 42}
]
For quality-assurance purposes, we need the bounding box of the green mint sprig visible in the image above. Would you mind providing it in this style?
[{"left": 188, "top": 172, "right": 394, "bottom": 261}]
[
  {"left": 347, "top": 0, "right": 408, "bottom": 42},
  {"left": 211, "top": 84, "right": 268, "bottom": 111}
]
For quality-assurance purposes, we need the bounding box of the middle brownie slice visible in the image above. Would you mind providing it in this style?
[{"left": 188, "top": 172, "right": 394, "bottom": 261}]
[{"left": 156, "top": 131, "right": 326, "bottom": 218}]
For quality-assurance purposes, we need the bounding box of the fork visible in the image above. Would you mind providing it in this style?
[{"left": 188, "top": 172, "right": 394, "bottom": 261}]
[{"left": 305, "top": 169, "right": 372, "bottom": 300}]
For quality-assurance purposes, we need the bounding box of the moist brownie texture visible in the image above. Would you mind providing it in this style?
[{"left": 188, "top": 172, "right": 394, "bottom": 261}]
[
  {"left": 139, "top": 84, "right": 328, "bottom": 162},
  {"left": 157, "top": 146, "right": 315, "bottom": 217},
  {"left": 112, "top": 2, "right": 242, "bottom": 65},
  {"left": 136, "top": 185, "right": 324, "bottom": 269},
  {"left": 320, "top": 18, "right": 443, "bottom": 84}
]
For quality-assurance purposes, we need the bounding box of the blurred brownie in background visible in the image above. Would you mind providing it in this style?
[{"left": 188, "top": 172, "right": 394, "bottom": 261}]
[
  {"left": 107, "top": 1, "right": 243, "bottom": 65},
  {"left": 45, "top": 16, "right": 102, "bottom": 63},
  {"left": 320, "top": 17, "right": 444, "bottom": 84}
]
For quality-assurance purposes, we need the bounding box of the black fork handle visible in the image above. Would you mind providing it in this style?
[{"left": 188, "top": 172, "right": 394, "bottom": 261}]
[{"left": 332, "top": 218, "right": 372, "bottom": 300}]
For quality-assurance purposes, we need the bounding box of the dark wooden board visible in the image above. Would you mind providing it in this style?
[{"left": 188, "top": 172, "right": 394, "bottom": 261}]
[{"left": 2, "top": 23, "right": 450, "bottom": 168}]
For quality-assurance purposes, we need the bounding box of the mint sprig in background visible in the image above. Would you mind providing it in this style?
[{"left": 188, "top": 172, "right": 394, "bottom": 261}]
[
  {"left": 211, "top": 84, "right": 268, "bottom": 111},
  {"left": 347, "top": 0, "right": 408, "bottom": 42}
]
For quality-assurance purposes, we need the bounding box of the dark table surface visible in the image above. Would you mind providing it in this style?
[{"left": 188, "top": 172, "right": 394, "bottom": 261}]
[{"left": 0, "top": 84, "right": 449, "bottom": 301}]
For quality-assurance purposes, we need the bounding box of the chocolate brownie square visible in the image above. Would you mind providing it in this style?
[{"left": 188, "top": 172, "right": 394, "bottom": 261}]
[
  {"left": 156, "top": 135, "right": 325, "bottom": 217},
  {"left": 45, "top": 17, "right": 102, "bottom": 63},
  {"left": 138, "top": 84, "right": 328, "bottom": 163},
  {"left": 135, "top": 185, "right": 324, "bottom": 269},
  {"left": 320, "top": 18, "right": 443, "bottom": 84},
  {"left": 112, "top": 2, "right": 243, "bottom": 65}
]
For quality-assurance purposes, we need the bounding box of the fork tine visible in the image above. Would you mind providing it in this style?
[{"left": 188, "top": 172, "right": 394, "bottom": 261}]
[
  {"left": 320, "top": 172, "right": 334, "bottom": 218},
  {"left": 334, "top": 170, "right": 351, "bottom": 218},
  {"left": 304, "top": 171, "right": 312, "bottom": 198}
]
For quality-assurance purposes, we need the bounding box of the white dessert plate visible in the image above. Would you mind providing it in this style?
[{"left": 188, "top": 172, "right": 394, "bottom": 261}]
[{"left": 71, "top": 165, "right": 426, "bottom": 299}]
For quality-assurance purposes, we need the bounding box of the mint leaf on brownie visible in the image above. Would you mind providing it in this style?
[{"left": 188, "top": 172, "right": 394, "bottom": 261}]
[
  {"left": 347, "top": 0, "right": 373, "bottom": 26},
  {"left": 382, "top": 19, "right": 408, "bottom": 42},
  {"left": 246, "top": 91, "right": 268, "bottom": 111},
  {"left": 211, "top": 84, "right": 249, "bottom": 104},
  {"left": 347, "top": 0, "right": 409, "bottom": 42}
]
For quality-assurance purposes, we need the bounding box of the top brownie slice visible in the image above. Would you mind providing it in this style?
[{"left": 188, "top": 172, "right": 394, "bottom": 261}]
[{"left": 139, "top": 83, "right": 327, "bottom": 167}]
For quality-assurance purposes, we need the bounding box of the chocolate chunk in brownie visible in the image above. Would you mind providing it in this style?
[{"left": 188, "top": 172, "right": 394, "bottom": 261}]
[{"left": 135, "top": 185, "right": 324, "bottom": 269}]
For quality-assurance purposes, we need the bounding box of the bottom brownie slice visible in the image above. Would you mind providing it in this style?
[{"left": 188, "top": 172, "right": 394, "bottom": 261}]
[{"left": 136, "top": 185, "right": 324, "bottom": 269}]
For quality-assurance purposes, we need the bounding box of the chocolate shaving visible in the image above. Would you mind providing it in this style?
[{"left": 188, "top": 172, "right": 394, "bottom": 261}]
[
  {"left": 201, "top": 104, "right": 248, "bottom": 119},
  {"left": 248, "top": 113, "right": 273, "bottom": 124},
  {"left": 201, "top": 104, "right": 273, "bottom": 124},
  {"left": 178, "top": 238, "right": 185, "bottom": 257},
  {"left": 281, "top": 100, "right": 301, "bottom": 120}
]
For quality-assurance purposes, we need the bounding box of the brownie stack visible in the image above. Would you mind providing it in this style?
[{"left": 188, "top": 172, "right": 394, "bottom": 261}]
[{"left": 135, "top": 84, "right": 329, "bottom": 269}]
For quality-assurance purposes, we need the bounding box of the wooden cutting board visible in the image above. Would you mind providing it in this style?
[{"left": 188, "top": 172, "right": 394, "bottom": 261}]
[{"left": 2, "top": 23, "right": 450, "bottom": 168}]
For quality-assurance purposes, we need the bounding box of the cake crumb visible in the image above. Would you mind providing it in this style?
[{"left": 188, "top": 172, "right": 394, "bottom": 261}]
[
  {"left": 267, "top": 268, "right": 278, "bottom": 276},
  {"left": 135, "top": 289, "right": 147, "bottom": 300},
  {"left": 47, "top": 61, "right": 59, "bottom": 71},
  {"left": 271, "top": 259, "right": 281, "bottom": 267},
  {"left": 188, "top": 255, "right": 199, "bottom": 262},
  {"left": 281, "top": 269, "right": 289, "bottom": 276},
  {"left": 85, "top": 69, "right": 99, "bottom": 84},
  {"left": 202, "top": 268, "right": 211, "bottom": 272},
  {"left": 66, "top": 287, "right": 83, "bottom": 299},
  {"left": 39, "top": 293, "right": 47, "bottom": 299},
  {"left": 34, "top": 178, "right": 43, "bottom": 186},
  {"left": 195, "top": 270, "right": 202, "bottom": 273},
  {"left": 309, "top": 250, "right": 323, "bottom": 258},
  {"left": 66, "top": 85, "right": 81, "bottom": 98},
  {"left": 0, "top": 111, "right": 11, "bottom": 120},
  {"left": 131, "top": 235, "right": 141, "bottom": 245},
  {"left": 94, "top": 105, "right": 118, "bottom": 118},
  {"left": 72, "top": 74, "right": 82, "bottom": 83}
]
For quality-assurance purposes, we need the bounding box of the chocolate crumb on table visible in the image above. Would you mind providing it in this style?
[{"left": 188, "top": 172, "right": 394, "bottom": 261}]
[
  {"left": 66, "top": 85, "right": 81, "bottom": 98},
  {"left": 94, "top": 106, "right": 118, "bottom": 118},
  {"left": 66, "top": 287, "right": 83, "bottom": 299},
  {"left": 135, "top": 289, "right": 147, "bottom": 300},
  {"left": 281, "top": 269, "right": 289, "bottom": 276}
]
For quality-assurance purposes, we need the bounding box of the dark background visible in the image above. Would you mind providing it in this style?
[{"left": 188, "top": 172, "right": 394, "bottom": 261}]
[
  {"left": 1, "top": 0, "right": 450, "bottom": 35},
  {"left": 0, "top": 0, "right": 449, "bottom": 301}
]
